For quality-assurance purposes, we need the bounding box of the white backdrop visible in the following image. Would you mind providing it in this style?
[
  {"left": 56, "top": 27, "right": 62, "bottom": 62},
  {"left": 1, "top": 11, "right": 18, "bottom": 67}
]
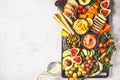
[{"left": 0, "top": 0, "right": 120, "bottom": 80}]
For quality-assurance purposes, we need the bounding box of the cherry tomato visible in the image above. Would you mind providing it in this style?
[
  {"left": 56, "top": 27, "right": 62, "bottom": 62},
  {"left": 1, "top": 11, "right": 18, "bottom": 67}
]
[
  {"left": 82, "top": 8, "right": 87, "bottom": 13},
  {"left": 77, "top": 9, "right": 82, "bottom": 14},
  {"left": 100, "top": 48, "right": 107, "bottom": 54},
  {"left": 103, "top": 43, "right": 107, "bottom": 48},
  {"left": 99, "top": 42, "right": 103, "bottom": 48},
  {"left": 108, "top": 39, "right": 113, "bottom": 45},
  {"left": 104, "top": 57, "right": 110, "bottom": 62},
  {"left": 106, "top": 41, "right": 109, "bottom": 45},
  {"left": 97, "top": 0, "right": 102, "bottom": 3},
  {"left": 79, "top": 5, "right": 84, "bottom": 9}
]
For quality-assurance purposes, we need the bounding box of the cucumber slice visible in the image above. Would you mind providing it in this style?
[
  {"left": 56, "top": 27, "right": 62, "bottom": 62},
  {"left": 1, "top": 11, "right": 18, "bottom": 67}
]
[
  {"left": 91, "top": 50, "right": 95, "bottom": 54},
  {"left": 87, "top": 50, "right": 91, "bottom": 56},
  {"left": 82, "top": 49, "right": 88, "bottom": 56},
  {"left": 80, "top": 52, "right": 85, "bottom": 57},
  {"left": 89, "top": 50, "right": 95, "bottom": 57}
]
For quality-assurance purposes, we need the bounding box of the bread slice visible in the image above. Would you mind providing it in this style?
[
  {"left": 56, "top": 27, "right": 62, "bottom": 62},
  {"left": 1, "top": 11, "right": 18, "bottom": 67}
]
[{"left": 53, "top": 14, "right": 71, "bottom": 34}]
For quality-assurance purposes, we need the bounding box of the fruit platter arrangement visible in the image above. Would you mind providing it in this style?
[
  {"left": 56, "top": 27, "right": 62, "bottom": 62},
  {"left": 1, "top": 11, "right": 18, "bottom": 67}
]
[{"left": 53, "top": 0, "right": 116, "bottom": 79}]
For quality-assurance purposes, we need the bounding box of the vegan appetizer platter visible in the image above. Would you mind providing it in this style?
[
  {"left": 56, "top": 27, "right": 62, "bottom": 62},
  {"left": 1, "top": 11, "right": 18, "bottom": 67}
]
[{"left": 53, "top": 0, "right": 116, "bottom": 79}]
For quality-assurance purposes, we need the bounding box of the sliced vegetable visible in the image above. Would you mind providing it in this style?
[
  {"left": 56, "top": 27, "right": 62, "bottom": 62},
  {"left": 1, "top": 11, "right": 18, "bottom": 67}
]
[
  {"left": 79, "top": 52, "right": 85, "bottom": 57},
  {"left": 82, "top": 49, "right": 88, "bottom": 56}
]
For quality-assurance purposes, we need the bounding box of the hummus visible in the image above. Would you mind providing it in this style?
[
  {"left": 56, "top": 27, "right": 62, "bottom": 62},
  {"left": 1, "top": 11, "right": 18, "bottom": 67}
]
[{"left": 82, "top": 34, "right": 97, "bottom": 49}]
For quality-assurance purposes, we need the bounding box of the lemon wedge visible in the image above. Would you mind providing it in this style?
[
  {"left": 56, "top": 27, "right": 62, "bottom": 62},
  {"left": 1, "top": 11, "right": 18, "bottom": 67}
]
[
  {"left": 86, "top": 18, "right": 93, "bottom": 26},
  {"left": 61, "top": 29, "right": 69, "bottom": 36}
]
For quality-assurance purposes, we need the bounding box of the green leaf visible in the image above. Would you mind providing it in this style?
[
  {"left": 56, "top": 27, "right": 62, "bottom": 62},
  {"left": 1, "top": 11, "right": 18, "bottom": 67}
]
[
  {"left": 103, "top": 62, "right": 113, "bottom": 71},
  {"left": 107, "top": 43, "right": 116, "bottom": 58}
]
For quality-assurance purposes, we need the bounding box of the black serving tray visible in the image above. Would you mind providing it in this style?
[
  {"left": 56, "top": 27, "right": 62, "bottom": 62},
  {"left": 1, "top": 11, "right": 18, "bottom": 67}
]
[{"left": 61, "top": 0, "right": 113, "bottom": 77}]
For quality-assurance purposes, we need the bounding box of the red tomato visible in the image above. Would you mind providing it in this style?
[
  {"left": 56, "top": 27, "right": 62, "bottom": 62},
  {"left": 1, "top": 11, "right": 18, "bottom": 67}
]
[
  {"left": 100, "top": 48, "right": 107, "bottom": 54},
  {"left": 79, "top": 5, "right": 84, "bottom": 9},
  {"left": 99, "top": 42, "right": 103, "bottom": 48},
  {"left": 106, "top": 41, "right": 109, "bottom": 45},
  {"left": 77, "top": 9, "right": 82, "bottom": 14},
  {"left": 82, "top": 8, "right": 87, "bottom": 13},
  {"left": 104, "top": 57, "right": 110, "bottom": 62},
  {"left": 97, "top": 0, "right": 102, "bottom": 3},
  {"left": 103, "top": 43, "right": 107, "bottom": 48},
  {"left": 108, "top": 39, "right": 113, "bottom": 45}
]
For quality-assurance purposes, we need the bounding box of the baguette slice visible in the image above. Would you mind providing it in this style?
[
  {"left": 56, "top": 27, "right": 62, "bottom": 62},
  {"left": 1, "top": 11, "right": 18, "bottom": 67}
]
[
  {"left": 62, "top": 12, "right": 73, "bottom": 25},
  {"left": 58, "top": 13, "right": 74, "bottom": 35},
  {"left": 53, "top": 14, "right": 71, "bottom": 34}
]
